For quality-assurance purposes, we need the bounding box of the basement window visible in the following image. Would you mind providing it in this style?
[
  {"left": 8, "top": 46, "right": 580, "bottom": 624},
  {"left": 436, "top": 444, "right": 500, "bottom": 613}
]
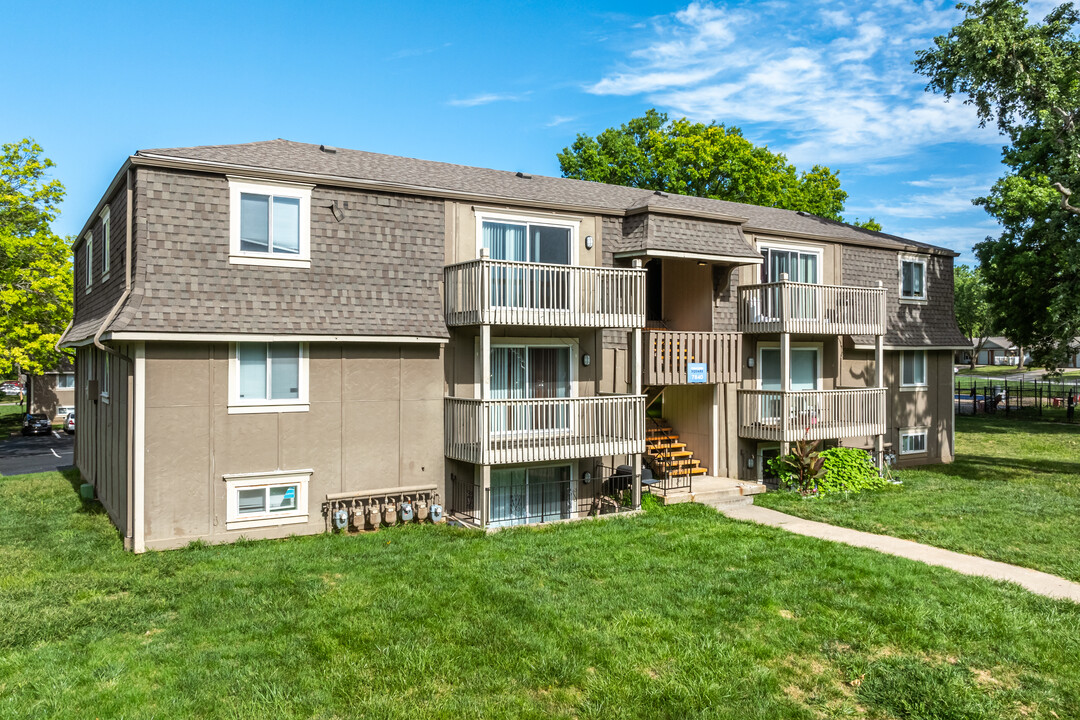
[
  {"left": 224, "top": 471, "right": 311, "bottom": 530},
  {"left": 900, "top": 428, "right": 928, "bottom": 455},
  {"left": 228, "top": 177, "right": 313, "bottom": 268}
]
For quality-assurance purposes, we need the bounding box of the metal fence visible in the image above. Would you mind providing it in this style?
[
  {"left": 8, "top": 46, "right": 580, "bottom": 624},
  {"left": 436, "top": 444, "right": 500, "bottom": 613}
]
[{"left": 954, "top": 377, "right": 1080, "bottom": 422}]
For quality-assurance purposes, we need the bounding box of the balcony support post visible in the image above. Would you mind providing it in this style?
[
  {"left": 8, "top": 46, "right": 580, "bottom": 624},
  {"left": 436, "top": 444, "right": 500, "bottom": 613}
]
[
  {"left": 480, "top": 324, "right": 491, "bottom": 401},
  {"left": 631, "top": 259, "right": 643, "bottom": 510},
  {"left": 875, "top": 305, "right": 885, "bottom": 470},
  {"left": 480, "top": 464, "right": 490, "bottom": 528},
  {"left": 780, "top": 278, "right": 792, "bottom": 454}
]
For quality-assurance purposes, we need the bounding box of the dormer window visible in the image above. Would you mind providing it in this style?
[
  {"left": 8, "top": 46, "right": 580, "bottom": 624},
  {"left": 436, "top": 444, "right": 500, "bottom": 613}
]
[
  {"left": 899, "top": 254, "right": 927, "bottom": 301},
  {"left": 100, "top": 206, "right": 111, "bottom": 278},
  {"left": 84, "top": 231, "right": 93, "bottom": 291},
  {"left": 228, "top": 177, "right": 313, "bottom": 268}
]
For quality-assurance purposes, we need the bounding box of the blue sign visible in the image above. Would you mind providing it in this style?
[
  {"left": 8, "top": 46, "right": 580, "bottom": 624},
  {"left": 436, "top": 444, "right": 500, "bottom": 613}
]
[
  {"left": 687, "top": 363, "right": 708, "bottom": 383},
  {"left": 283, "top": 487, "right": 296, "bottom": 500}
]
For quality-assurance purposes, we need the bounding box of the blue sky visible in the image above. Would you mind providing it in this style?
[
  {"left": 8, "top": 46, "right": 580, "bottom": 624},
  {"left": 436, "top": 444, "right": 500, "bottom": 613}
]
[{"left": 4, "top": 0, "right": 1064, "bottom": 265}]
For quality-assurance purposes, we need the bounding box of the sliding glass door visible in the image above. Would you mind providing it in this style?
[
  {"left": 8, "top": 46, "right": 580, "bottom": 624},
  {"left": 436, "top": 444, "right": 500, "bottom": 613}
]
[
  {"left": 760, "top": 246, "right": 821, "bottom": 321},
  {"left": 483, "top": 220, "right": 572, "bottom": 311},
  {"left": 759, "top": 347, "right": 819, "bottom": 420},
  {"left": 490, "top": 345, "right": 572, "bottom": 433},
  {"left": 490, "top": 465, "right": 572, "bottom": 527}
]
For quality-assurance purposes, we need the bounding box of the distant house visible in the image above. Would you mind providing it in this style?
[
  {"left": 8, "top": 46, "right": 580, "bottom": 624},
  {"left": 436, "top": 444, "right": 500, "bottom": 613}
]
[
  {"left": 959, "top": 336, "right": 1017, "bottom": 366},
  {"left": 29, "top": 367, "right": 76, "bottom": 422}
]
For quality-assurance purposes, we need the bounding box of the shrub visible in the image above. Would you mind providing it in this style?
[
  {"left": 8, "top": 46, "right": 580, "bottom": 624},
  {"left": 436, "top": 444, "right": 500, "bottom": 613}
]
[{"left": 770, "top": 446, "right": 887, "bottom": 496}]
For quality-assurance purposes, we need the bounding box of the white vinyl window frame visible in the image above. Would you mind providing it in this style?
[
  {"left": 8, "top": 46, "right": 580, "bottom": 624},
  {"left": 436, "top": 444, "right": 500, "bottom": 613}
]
[
  {"left": 477, "top": 337, "right": 579, "bottom": 439},
  {"left": 898, "top": 253, "right": 928, "bottom": 303},
  {"left": 100, "top": 206, "right": 111, "bottom": 280},
  {"left": 100, "top": 353, "right": 110, "bottom": 403},
  {"left": 900, "top": 349, "right": 928, "bottom": 390},
  {"left": 486, "top": 460, "right": 578, "bottom": 528},
  {"left": 228, "top": 176, "right": 314, "bottom": 269},
  {"left": 473, "top": 209, "right": 581, "bottom": 265},
  {"left": 756, "top": 241, "right": 825, "bottom": 284},
  {"left": 84, "top": 231, "right": 93, "bottom": 292},
  {"left": 223, "top": 469, "right": 311, "bottom": 531},
  {"left": 899, "top": 427, "right": 929, "bottom": 455},
  {"left": 228, "top": 342, "right": 310, "bottom": 414},
  {"left": 56, "top": 373, "right": 75, "bottom": 389}
]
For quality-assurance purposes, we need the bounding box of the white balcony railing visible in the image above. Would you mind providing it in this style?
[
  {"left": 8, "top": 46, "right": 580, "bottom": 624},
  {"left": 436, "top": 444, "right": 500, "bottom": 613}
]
[
  {"left": 738, "top": 281, "right": 886, "bottom": 335},
  {"left": 737, "top": 387, "right": 886, "bottom": 442},
  {"left": 643, "top": 330, "right": 742, "bottom": 385},
  {"left": 444, "top": 259, "right": 646, "bottom": 328},
  {"left": 444, "top": 395, "right": 645, "bottom": 465}
]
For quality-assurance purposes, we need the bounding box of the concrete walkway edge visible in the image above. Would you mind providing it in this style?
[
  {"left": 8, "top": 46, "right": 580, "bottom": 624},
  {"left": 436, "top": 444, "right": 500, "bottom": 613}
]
[{"left": 719, "top": 504, "right": 1080, "bottom": 604}]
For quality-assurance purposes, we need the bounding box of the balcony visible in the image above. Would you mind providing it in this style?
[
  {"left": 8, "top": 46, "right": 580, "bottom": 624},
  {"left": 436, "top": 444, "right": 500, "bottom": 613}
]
[
  {"left": 444, "top": 395, "right": 645, "bottom": 465},
  {"left": 738, "top": 281, "right": 886, "bottom": 335},
  {"left": 444, "top": 258, "right": 646, "bottom": 328},
  {"left": 643, "top": 330, "right": 742, "bottom": 385},
  {"left": 737, "top": 387, "right": 886, "bottom": 442}
]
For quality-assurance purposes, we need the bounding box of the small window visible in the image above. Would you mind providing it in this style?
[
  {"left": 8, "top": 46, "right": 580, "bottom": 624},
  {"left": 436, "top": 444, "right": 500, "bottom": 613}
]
[
  {"left": 901, "top": 349, "right": 927, "bottom": 387},
  {"left": 224, "top": 471, "right": 310, "bottom": 530},
  {"left": 229, "top": 178, "right": 312, "bottom": 268},
  {"left": 230, "top": 342, "right": 308, "bottom": 413},
  {"left": 57, "top": 374, "right": 75, "bottom": 389},
  {"left": 900, "top": 429, "right": 928, "bottom": 455},
  {"left": 85, "top": 232, "right": 93, "bottom": 290},
  {"left": 100, "top": 207, "right": 111, "bottom": 277},
  {"left": 900, "top": 255, "right": 927, "bottom": 300}
]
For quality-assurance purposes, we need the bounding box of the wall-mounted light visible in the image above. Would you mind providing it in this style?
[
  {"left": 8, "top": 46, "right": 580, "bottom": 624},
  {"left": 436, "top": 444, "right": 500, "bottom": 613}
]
[
  {"left": 747, "top": 357, "right": 755, "bottom": 368},
  {"left": 585, "top": 235, "right": 594, "bottom": 250},
  {"left": 581, "top": 471, "right": 593, "bottom": 484},
  {"left": 582, "top": 353, "right": 591, "bottom": 367},
  {"left": 698, "top": 260, "right": 708, "bottom": 267},
  {"left": 747, "top": 456, "right": 755, "bottom": 469}
]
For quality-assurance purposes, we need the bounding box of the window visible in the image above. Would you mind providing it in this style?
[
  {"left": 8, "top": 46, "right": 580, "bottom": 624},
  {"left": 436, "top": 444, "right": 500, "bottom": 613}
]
[
  {"left": 57, "top": 374, "right": 75, "bottom": 389},
  {"left": 85, "top": 231, "right": 93, "bottom": 290},
  {"left": 100, "top": 207, "right": 111, "bottom": 277},
  {"left": 229, "top": 342, "right": 308, "bottom": 413},
  {"left": 489, "top": 465, "right": 572, "bottom": 527},
  {"left": 224, "top": 471, "right": 310, "bottom": 530},
  {"left": 760, "top": 245, "right": 821, "bottom": 284},
  {"left": 901, "top": 349, "right": 927, "bottom": 387},
  {"left": 900, "top": 429, "right": 928, "bottom": 455},
  {"left": 101, "top": 354, "right": 110, "bottom": 402},
  {"left": 899, "top": 254, "right": 927, "bottom": 301},
  {"left": 228, "top": 177, "right": 313, "bottom": 268}
]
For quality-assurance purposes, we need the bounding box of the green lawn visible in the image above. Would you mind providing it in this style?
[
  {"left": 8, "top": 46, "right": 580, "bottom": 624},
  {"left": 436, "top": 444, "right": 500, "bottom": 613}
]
[
  {"left": 1, "top": 470, "right": 1079, "bottom": 718},
  {"left": 0, "top": 399, "right": 24, "bottom": 436},
  {"left": 955, "top": 365, "right": 1026, "bottom": 377},
  {"left": 758, "top": 415, "right": 1080, "bottom": 583}
]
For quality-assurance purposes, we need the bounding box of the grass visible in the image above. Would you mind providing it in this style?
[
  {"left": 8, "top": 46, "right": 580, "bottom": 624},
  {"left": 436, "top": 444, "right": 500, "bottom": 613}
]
[
  {"left": 758, "top": 415, "right": 1080, "bottom": 583},
  {"left": 0, "top": 471, "right": 1079, "bottom": 718},
  {"left": 0, "top": 399, "right": 24, "bottom": 436}
]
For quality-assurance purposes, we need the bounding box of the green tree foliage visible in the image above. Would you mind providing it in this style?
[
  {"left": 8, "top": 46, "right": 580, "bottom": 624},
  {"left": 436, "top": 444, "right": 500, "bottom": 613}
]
[
  {"left": 953, "top": 264, "right": 997, "bottom": 368},
  {"left": 0, "top": 139, "right": 72, "bottom": 376},
  {"left": 558, "top": 109, "right": 866, "bottom": 224},
  {"left": 915, "top": 0, "right": 1080, "bottom": 368}
]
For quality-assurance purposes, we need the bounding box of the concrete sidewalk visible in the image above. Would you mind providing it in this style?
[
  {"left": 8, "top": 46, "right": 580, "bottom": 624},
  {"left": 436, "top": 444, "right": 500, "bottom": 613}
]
[{"left": 720, "top": 504, "right": 1080, "bottom": 603}]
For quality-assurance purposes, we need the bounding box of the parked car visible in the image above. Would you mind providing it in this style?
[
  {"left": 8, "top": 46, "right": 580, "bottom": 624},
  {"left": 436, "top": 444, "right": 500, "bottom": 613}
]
[
  {"left": 1, "top": 385, "right": 22, "bottom": 397},
  {"left": 21, "top": 413, "right": 51, "bottom": 436},
  {"left": 64, "top": 412, "right": 75, "bottom": 434}
]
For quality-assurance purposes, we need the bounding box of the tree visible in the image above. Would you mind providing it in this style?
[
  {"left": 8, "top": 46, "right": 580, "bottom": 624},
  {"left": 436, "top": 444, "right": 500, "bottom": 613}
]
[
  {"left": 953, "top": 264, "right": 996, "bottom": 368},
  {"left": 0, "top": 139, "right": 72, "bottom": 376},
  {"left": 915, "top": 1, "right": 1080, "bottom": 368},
  {"left": 558, "top": 109, "right": 869, "bottom": 225}
]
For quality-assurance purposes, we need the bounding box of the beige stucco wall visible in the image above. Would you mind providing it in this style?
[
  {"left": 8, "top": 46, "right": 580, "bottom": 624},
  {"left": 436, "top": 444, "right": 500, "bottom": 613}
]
[
  {"left": 443, "top": 201, "right": 602, "bottom": 267},
  {"left": 140, "top": 341, "right": 444, "bottom": 550},
  {"left": 31, "top": 374, "right": 76, "bottom": 420}
]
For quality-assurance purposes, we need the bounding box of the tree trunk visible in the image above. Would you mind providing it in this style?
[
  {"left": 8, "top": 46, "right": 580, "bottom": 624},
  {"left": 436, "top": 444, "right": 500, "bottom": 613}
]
[{"left": 1017, "top": 346, "right": 1026, "bottom": 371}]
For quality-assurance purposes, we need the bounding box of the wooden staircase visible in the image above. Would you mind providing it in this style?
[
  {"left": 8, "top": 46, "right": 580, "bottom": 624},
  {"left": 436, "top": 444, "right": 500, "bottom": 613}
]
[{"left": 646, "top": 420, "right": 709, "bottom": 480}]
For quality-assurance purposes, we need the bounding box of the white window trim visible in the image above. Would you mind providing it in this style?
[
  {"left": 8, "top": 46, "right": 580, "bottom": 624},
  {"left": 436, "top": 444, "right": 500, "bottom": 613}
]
[
  {"left": 755, "top": 342, "right": 825, "bottom": 390},
  {"left": 898, "top": 253, "right": 928, "bottom": 303},
  {"left": 756, "top": 241, "right": 825, "bottom": 284},
  {"left": 100, "top": 353, "right": 111, "bottom": 403},
  {"left": 474, "top": 209, "right": 581, "bottom": 265},
  {"left": 900, "top": 349, "right": 929, "bottom": 390},
  {"left": 223, "top": 469, "right": 311, "bottom": 530},
  {"left": 85, "top": 231, "right": 93, "bottom": 292},
  {"left": 228, "top": 342, "right": 310, "bottom": 414},
  {"left": 57, "top": 373, "right": 75, "bottom": 390},
  {"left": 228, "top": 176, "right": 314, "bottom": 269},
  {"left": 899, "top": 427, "right": 929, "bottom": 455},
  {"left": 100, "top": 206, "right": 111, "bottom": 280},
  {"left": 487, "top": 461, "right": 577, "bottom": 528}
]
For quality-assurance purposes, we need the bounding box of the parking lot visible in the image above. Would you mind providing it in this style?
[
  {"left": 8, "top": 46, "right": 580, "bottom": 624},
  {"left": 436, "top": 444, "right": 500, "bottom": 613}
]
[{"left": 0, "top": 430, "right": 74, "bottom": 476}]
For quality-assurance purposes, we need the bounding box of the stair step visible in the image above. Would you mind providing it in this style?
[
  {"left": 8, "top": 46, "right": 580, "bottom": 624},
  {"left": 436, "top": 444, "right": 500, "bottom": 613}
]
[
  {"left": 647, "top": 442, "right": 686, "bottom": 451},
  {"left": 663, "top": 450, "right": 694, "bottom": 458},
  {"left": 646, "top": 428, "right": 675, "bottom": 436}
]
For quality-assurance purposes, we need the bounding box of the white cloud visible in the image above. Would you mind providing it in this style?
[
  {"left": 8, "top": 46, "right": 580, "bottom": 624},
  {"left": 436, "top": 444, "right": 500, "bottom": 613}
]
[
  {"left": 586, "top": 1, "right": 1003, "bottom": 165},
  {"left": 447, "top": 93, "right": 526, "bottom": 108},
  {"left": 546, "top": 115, "right": 576, "bottom": 127}
]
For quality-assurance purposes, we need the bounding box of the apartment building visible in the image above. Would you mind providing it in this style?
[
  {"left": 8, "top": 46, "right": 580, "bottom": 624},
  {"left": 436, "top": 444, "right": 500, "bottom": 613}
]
[{"left": 60, "top": 140, "right": 967, "bottom": 550}]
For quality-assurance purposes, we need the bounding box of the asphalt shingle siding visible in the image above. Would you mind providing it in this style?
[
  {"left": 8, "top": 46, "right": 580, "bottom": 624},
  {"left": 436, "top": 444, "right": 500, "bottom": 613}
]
[
  {"left": 843, "top": 245, "right": 968, "bottom": 347},
  {"left": 70, "top": 180, "right": 131, "bottom": 343},
  {"left": 635, "top": 213, "right": 757, "bottom": 259},
  {"left": 98, "top": 167, "right": 448, "bottom": 339}
]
